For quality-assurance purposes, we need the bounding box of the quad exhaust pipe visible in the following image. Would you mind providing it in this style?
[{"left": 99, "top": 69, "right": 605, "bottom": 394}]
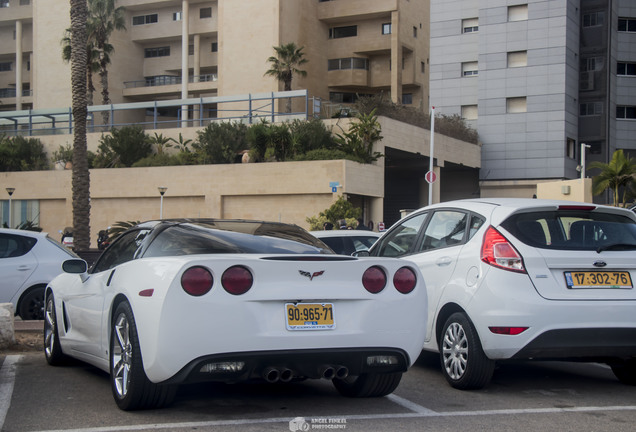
[
  {"left": 319, "top": 365, "right": 349, "bottom": 380},
  {"left": 263, "top": 365, "right": 349, "bottom": 382}
]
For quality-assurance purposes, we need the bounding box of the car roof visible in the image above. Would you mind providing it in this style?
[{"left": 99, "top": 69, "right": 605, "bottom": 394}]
[{"left": 0, "top": 228, "right": 48, "bottom": 239}]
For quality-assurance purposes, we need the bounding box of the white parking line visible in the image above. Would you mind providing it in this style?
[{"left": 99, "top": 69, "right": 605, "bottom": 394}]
[
  {"left": 28, "top": 403, "right": 636, "bottom": 432},
  {"left": 0, "top": 355, "right": 23, "bottom": 430}
]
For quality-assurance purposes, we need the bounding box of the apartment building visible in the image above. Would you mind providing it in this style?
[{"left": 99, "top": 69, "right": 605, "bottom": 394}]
[
  {"left": 0, "top": 0, "right": 429, "bottom": 119},
  {"left": 430, "top": 0, "right": 636, "bottom": 200}
]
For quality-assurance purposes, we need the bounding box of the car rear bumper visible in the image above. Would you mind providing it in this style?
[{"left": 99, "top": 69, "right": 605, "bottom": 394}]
[
  {"left": 161, "top": 347, "right": 410, "bottom": 385},
  {"left": 511, "top": 328, "right": 636, "bottom": 360}
]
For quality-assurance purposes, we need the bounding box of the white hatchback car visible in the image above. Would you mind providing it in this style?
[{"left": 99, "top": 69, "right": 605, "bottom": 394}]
[
  {"left": 368, "top": 198, "right": 636, "bottom": 389},
  {"left": 0, "top": 228, "right": 77, "bottom": 319}
]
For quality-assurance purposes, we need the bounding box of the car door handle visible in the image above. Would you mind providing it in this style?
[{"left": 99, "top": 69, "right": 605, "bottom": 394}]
[
  {"left": 17, "top": 265, "right": 33, "bottom": 271},
  {"left": 436, "top": 257, "right": 452, "bottom": 266}
]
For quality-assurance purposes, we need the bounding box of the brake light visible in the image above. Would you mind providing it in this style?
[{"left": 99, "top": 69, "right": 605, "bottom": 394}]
[
  {"left": 558, "top": 205, "right": 596, "bottom": 211},
  {"left": 481, "top": 226, "right": 526, "bottom": 273},
  {"left": 489, "top": 327, "right": 528, "bottom": 335},
  {"left": 393, "top": 267, "right": 416, "bottom": 294},
  {"left": 222, "top": 265, "right": 253, "bottom": 295},
  {"left": 362, "top": 266, "right": 387, "bottom": 293},
  {"left": 181, "top": 266, "right": 213, "bottom": 296}
]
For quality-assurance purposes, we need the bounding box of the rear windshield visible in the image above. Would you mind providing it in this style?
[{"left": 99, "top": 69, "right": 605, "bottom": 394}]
[
  {"left": 143, "top": 224, "right": 332, "bottom": 257},
  {"left": 501, "top": 210, "right": 636, "bottom": 251}
]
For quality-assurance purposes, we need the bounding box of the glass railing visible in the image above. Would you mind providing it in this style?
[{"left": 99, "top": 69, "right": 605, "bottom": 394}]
[{"left": 124, "top": 74, "right": 217, "bottom": 89}]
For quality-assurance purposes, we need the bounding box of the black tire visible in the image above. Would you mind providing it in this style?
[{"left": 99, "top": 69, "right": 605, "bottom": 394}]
[
  {"left": 110, "top": 301, "right": 176, "bottom": 410},
  {"left": 43, "top": 293, "right": 67, "bottom": 365},
  {"left": 333, "top": 372, "right": 402, "bottom": 397},
  {"left": 439, "top": 312, "right": 495, "bottom": 390},
  {"left": 19, "top": 286, "right": 45, "bottom": 320},
  {"left": 611, "top": 359, "right": 636, "bottom": 385}
]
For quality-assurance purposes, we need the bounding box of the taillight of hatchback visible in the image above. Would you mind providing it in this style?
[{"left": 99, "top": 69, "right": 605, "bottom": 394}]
[{"left": 480, "top": 226, "right": 526, "bottom": 273}]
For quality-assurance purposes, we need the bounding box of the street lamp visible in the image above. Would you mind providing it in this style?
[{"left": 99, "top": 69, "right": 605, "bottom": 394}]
[
  {"left": 580, "top": 143, "right": 591, "bottom": 180},
  {"left": 158, "top": 186, "right": 167, "bottom": 219},
  {"left": 6, "top": 187, "right": 15, "bottom": 228}
]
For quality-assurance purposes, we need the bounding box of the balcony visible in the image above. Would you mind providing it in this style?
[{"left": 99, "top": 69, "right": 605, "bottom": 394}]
[
  {"left": 122, "top": 73, "right": 218, "bottom": 99},
  {"left": 318, "top": 0, "right": 396, "bottom": 23}
]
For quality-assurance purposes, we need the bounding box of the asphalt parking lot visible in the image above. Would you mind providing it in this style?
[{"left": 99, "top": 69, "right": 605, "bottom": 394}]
[{"left": 1, "top": 329, "right": 636, "bottom": 432}]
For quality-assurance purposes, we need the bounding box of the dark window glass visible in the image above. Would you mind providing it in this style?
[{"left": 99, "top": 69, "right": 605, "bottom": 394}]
[
  {"left": 0, "top": 234, "right": 37, "bottom": 259},
  {"left": 144, "top": 47, "right": 170, "bottom": 58},
  {"left": 372, "top": 212, "right": 428, "bottom": 257},
  {"left": 200, "top": 7, "right": 212, "bottom": 18},
  {"left": 211, "top": 42, "right": 218, "bottom": 52},
  {"left": 501, "top": 211, "right": 636, "bottom": 251},
  {"left": 92, "top": 229, "right": 151, "bottom": 273},
  {"left": 329, "top": 25, "right": 357, "bottom": 39}
]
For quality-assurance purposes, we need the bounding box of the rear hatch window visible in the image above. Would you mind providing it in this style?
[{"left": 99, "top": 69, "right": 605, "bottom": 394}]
[{"left": 501, "top": 209, "right": 636, "bottom": 251}]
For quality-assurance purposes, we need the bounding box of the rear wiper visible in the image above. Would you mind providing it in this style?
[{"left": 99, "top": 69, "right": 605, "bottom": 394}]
[{"left": 596, "top": 243, "right": 636, "bottom": 253}]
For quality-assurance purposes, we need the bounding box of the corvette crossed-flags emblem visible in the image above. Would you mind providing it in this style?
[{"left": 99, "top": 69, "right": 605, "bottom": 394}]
[{"left": 299, "top": 270, "right": 325, "bottom": 281}]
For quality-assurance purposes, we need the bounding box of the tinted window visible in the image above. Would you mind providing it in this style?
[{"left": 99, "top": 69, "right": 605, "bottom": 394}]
[
  {"left": 372, "top": 212, "right": 428, "bottom": 257},
  {"left": 143, "top": 224, "right": 330, "bottom": 257},
  {"left": 501, "top": 210, "right": 636, "bottom": 251},
  {"left": 0, "top": 234, "right": 37, "bottom": 258},
  {"left": 92, "top": 229, "right": 151, "bottom": 273}
]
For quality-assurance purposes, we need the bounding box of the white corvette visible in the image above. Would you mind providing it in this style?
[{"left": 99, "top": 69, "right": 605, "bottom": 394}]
[{"left": 44, "top": 219, "right": 427, "bottom": 410}]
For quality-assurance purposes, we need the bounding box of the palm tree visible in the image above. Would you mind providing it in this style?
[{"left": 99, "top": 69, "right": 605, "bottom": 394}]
[
  {"left": 588, "top": 149, "right": 636, "bottom": 207},
  {"left": 264, "top": 42, "right": 308, "bottom": 113},
  {"left": 70, "top": 0, "right": 91, "bottom": 251},
  {"left": 61, "top": 0, "right": 125, "bottom": 123},
  {"left": 89, "top": 0, "right": 126, "bottom": 124}
]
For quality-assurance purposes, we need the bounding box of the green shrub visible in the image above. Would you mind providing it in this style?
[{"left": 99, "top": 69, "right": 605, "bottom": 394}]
[
  {"left": 288, "top": 118, "right": 336, "bottom": 155},
  {"left": 193, "top": 122, "right": 249, "bottom": 164},
  {"left": 0, "top": 135, "right": 49, "bottom": 171},
  {"left": 132, "top": 153, "right": 182, "bottom": 167},
  {"left": 292, "top": 148, "right": 362, "bottom": 163},
  {"left": 93, "top": 125, "right": 153, "bottom": 168},
  {"left": 306, "top": 196, "right": 361, "bottom": 230}
]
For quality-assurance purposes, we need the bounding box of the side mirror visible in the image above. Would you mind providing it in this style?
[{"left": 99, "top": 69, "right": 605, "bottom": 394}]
[
  {"left": 352, "top": 250, "right": 370, "bottom": 257},
  {"left": 62, "top": 259, "right": 88, "bottom": 274}
]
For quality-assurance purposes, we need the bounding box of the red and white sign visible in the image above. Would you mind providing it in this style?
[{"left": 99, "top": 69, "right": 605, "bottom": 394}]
[
  {"left": 378, "top": 222, "right": 386, "bottom": 232},
  {"left": 425, "top": 170, "right": 437, "bottom": 184}
]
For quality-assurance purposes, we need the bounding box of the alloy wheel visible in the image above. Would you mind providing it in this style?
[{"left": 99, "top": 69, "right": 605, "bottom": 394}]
[
  {"left": 442, "top": 322, "right": 468, "bottom": 380},
  {"left": 112, "top": 313, "right": 133, "bottom": 398}
]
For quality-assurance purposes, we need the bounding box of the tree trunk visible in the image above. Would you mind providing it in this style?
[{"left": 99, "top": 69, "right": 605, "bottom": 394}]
[
  {"left": 70, "top": 0, "right": 91, "bottom": 251},
  {"left": 100, "top": 59, "right": 110, "bottom": 125}
]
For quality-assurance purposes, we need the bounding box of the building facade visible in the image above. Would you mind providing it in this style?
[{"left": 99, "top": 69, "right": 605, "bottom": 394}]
[
  {"left": 0, "top": 0, "right": 429, "bottom": 118},
  {"left": 430, "top": 0, "right": 636, "bottom": 200}
]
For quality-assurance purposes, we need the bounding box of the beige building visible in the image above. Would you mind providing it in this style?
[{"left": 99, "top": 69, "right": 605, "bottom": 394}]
[{"left": 1, "top": 0, "right": 429, "bottom": 115}]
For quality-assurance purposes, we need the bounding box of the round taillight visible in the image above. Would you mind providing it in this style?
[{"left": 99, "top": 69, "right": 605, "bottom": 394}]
[
  {"left": 362, "top": 266, "right": 387, "bottom": 293},
  {"left": 393, "top": 267, "right": 416, "bottom": 294},
  {"left": 181, "top": 266, "right": 213, "bottom": 296},
  {"left": 222, "top": 266, "right": 253, "bottom": 295}
]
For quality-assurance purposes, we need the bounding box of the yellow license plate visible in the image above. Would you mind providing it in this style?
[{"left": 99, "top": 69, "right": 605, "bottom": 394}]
[
  {"left": 285, "top": 303, "right": 335, "bottom": 331},
  {"left": 564, "top": 271, "right": 633, "bottom": 289}
]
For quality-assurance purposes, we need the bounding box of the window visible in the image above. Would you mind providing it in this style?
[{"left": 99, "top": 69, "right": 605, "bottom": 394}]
[
  {"left": 419, "top": 211, "right": 468, "bottom": 252},
  {"left": 329, "top": 92, "right": 371, "bottom": 104},
  {"left": 144, "top": 46, "right": 170, "bottom": 58},
  {"left": 382, "top": 23, "right": 392, "bottom": 35},
  {"left": 581, "top": 57, "right": 603, "bottom": 72},
  {"left": 617, "top": 106, "right": 636, "bottom": 119},
  {"left": 200, "top": 7, "right": 212, "bottom": 18},
  {"left": 0, "top": 234, "right": 37, "bottom": 259},
  {"left": 0, "top": 62, "right": 11, "bottom": 72},
  {"left": 461, "top": 105, "right": 478, "bottom": 120},
  {"left": 421, "top": 61, "right": 426, "bottom": 74},
  {"left": 173, "top": 12, "right": 182, "bottom": 21},
  {"left": 507, "top": 97, "right": 527, "bottom": 113},
  {"left": 133, "top": 14, "right": 158, "bottom": 25},
  {"left": 329, "top": 25, "right": 357, "bottom": 39},
  {"left": 211, "top": 42, "right": 218, "bottom": 52},
  {"left": 402, "top": 94, "right": 413, "bottom": 105},
  {"left": 462, "top": 61, "right": 478, "bottom": 76},
  {"left": 20, "top": 0, "right": 30, "bottom": 5},
  {"left": 373, "top": 212, "right": 428, "bottom": 257},
  {"left": 462, "top": 18, "right": 478, "bottom": 33},
  {"left": 0, "top": 1, "right": 8, "bottom": 8},
  {"left": 508, "top": 5, "right": 528, "bottom": 22},
  {"left": 583, "top": 12, "right": 604, "bottom": 28},
  {"left": 188, "top": 44, "right": 194, "bottom": 56},
  {"left": 566, "top": 138, "right": 575, "bottom": 159},
  {"left": 579, "top": 102, "right": 603, "bottom": 116},
  {"left": 507, "top": 51, "right": 527, "bottom": 68},
  {"left": 327, "top": 57, "right": 369, "bottom": 71},
  {"left": 617, "top": 62, "right": 636, "bottom": 76},
  {"left": 413, "top": 26, "right": 418, "bottom": 38},
  {"left": 618, "top": 18, "right": 636, "bottom": 32}
]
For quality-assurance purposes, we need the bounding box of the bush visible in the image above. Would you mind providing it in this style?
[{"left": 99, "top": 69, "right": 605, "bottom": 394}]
[
  {"left": 288, "top": 118, "right": 336, "bottom": 155},
  {"left": 193, "top": 122, "right": 249, "bottom": 164},
  {"left": 132, "top": 153, "right": 183, "bottom": 167},
  {"left": 291, "top": 148, "right": 363, "bottom": 163},
  {"left": 306, "top": 196, "right": 362, "bottom": 230},
  {"left": 93, "top": 125, "right": 153, "bottom": 168},
  {"left": 0, "top": 135, "right": 49, "bottom": 171}
]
